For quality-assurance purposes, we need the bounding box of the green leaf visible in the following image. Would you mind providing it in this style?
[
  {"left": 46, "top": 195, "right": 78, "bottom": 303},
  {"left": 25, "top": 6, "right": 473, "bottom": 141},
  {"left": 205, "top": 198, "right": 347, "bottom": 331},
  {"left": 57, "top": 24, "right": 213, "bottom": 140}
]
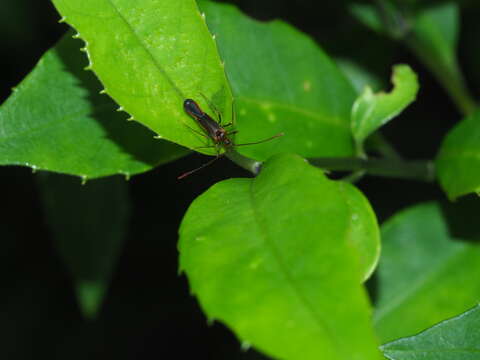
[
  {"left": 406, "top": 2, "right": 475, "bottom": 115},
  {"left": 0, "top": 33, "right": 187, "bottom": 179},
  {"left": 200, "top": 1, "right": 357, "bottom": 160},
  {"left": 37, "top": 173, "right": 129, "bottom": 319},
  {"left": 349, "top": 3, "right": 384, "bottom": 34},
  {"left": 51, "top": 0, "right": 233, "bottom": 154},
  {"left": 351, "top": 65, "right": 419, "bottom": 152},
  {"left": 374, "top": 202, "right": 480, "bottom": 343},
  {"left": 179, "top": 153, "right": 381, "bottom": 360},
  {"left": 436, "top": 110, "right": 480, "bottom": 199},
  {"left": 412, "top": 2, "right": 459, "bottom": 77},
  {"left": 381, "top": 305, "right": 480, "bottom": 360}
]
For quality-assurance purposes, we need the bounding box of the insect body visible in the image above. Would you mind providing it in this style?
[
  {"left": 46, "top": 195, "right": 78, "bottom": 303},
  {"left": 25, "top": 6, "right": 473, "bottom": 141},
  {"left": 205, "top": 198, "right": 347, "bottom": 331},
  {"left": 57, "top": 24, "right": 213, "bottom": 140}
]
[
  {"left": 178, "top": 98, "right": 282, "bottom": 179},
  {"left": 183, "top": 98, "right": 234, "bottom": 149}
]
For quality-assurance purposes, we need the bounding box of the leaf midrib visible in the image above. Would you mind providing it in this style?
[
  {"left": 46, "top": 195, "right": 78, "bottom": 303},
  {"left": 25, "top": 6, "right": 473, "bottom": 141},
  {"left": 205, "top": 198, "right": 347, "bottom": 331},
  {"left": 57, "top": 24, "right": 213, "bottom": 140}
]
[
  {"left": 247, "top": 179, "right": 342, "bottom": 358},
  {"left": 101, "top": 0, "right": 185, "bottom": 99}
]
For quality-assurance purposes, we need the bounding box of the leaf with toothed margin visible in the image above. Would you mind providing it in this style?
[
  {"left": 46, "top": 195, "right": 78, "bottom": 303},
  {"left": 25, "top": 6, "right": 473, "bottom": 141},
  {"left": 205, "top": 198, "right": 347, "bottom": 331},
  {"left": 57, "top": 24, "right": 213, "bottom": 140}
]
[
  {"left": 351, "top": 65, "right": 419, "bottom": 153},
  {"left": 37, "top": 172, "right": 129, "bottom": 319},
  {"left": 0, "top": 32, "right": 187, "bottom": 178},
  {"left": 179, "top": 153, "right": 382, "bottom": 360},
  {"left": 51, "top": 0, "right": 233, "bottom": 155},
  {"left": 199, "top": 1, "right": 357, "bottom": 160}
]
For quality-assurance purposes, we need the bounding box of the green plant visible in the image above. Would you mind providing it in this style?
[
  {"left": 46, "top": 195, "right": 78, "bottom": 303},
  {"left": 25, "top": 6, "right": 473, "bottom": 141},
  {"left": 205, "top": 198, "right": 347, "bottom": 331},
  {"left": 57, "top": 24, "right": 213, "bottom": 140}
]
[{"left": 1, "top": 0, "right": 480, "bottom": 359}]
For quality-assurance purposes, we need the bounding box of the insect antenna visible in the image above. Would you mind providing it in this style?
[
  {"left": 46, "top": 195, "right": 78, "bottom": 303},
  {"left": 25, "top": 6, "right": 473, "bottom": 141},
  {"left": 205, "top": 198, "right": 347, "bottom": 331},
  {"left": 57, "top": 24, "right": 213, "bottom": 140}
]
[
  {"left": 177, "top": 155, "right": 222, "bottom": 180},
  {"left": 234, "top": 132, "right": 284, "bottom": 147}
]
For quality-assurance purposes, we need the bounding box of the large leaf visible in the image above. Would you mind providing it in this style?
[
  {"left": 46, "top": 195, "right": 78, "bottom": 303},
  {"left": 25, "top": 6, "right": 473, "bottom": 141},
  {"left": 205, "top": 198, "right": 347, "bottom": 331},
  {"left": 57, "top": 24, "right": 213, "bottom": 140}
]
[
  {"left": 436, "top": 110, "right": 480, "bottom": 199},
  {"left": 179, "top": 154, "right": 381, "bottom": 360},
  {"left": 200, "top": 1, "right": 357, "bottom": 160},
  {"left": 0, "top": 33, "right": 187, "bottom": 179},
  {"left": 374, "top": 202, "right": 480, "bottom": 343},
  {"left": 351, "top": 65, "right": 419, "bottom": 152},
  {"left": 51, "top": 0, "right": 233, "bottom": 154},
  {"left": 381, "top": 305, "right": 480, "bottom": 360},
  {"left": 37, "top": 173, "right": 129, "bottom": 319}
]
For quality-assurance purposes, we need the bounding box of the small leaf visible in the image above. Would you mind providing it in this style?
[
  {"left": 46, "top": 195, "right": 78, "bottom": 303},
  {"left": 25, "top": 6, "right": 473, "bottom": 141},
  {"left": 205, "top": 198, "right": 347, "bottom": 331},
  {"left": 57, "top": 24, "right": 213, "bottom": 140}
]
[
  {"left": 200, "top": 1, "right": 357, "bottom": 160},
  {"left": 405, "top": 2, "right": 474, "bottom": 115},
  {"left": 349, "top": 3, "right": 384, "bottom": 34},
  {"left": 179, "top": 154, "right": 381, "bottom": 360},
  {"left": 51, "top": 0, "right": 233, "bottom": 153},
  {"left": 436, "top": 110, "right": 480, "bottom": 199},
  {"left": 0, "top": 33, "right": 187, "bottom": 178},
  {"left": 411, "top": 2, "right": 459, "bottom": 77},
  {"left": 374, "top": 202, "right": 480, "bottom": 343},
  {"left": 37, "top": 173, "right": 130, "bottom": 319},
  {"left": 351, "top": 65, "right": 419, "bottom": 151},
  {"left": 381, "top": 305, "right": 480, "bottom": 360}
]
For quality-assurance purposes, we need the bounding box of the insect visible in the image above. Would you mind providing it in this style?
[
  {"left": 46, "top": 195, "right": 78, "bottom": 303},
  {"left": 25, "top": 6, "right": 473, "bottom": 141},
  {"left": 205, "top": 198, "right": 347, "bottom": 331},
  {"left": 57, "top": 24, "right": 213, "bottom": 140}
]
[{"left": 178, "top": 98, "right": 283, "bottom": 179}]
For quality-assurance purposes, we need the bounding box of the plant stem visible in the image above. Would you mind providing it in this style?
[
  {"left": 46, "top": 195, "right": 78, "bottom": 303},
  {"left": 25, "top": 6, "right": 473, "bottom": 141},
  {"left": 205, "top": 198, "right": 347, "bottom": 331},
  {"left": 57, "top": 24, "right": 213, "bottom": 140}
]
[
  {"left": 225, "top": 148, "right": 262, "bottom": 175},
  {"left": 309, "top": 157, "right": 435, "bottom": 182},
  {"left": 366, "top": 133, "right": 403, "bottom": 160},
  {"left": 225, "top": 147, "right": 435, "bottom": 182}
]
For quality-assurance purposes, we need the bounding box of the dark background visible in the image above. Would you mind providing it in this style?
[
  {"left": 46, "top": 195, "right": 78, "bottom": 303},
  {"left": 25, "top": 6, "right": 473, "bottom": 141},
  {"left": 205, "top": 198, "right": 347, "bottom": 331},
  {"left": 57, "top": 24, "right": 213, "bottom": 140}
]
[{"left": 0, "top": 0, "right": 478, "bottom": 358}]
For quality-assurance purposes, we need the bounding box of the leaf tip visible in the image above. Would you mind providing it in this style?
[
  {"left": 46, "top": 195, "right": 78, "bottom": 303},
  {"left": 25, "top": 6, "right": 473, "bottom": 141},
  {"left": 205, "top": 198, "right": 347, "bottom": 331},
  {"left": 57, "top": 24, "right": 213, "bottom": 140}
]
[
  {"left": 154, "top": 135, "right": 163, "bottom": 140},
  {"left": 72, "top": 33, "right": 81, "bottom": 39},
  {"left": 80, "top": 47, "right": 88, "bottom": 53},
  {"left": 58, "top": 16, "right": 67, "bottom": 24},
  {"left": 126, "top": 116, "right": 134, "bottom": 121},
  {"left": 116, "top": 106, "right": 124, "bottom": 112},
  {"left": 81, "top": 175, "right": 88, "bottom": 185},
  {"left": 99, "top": 89, "right": 107, "bottom": 95}
]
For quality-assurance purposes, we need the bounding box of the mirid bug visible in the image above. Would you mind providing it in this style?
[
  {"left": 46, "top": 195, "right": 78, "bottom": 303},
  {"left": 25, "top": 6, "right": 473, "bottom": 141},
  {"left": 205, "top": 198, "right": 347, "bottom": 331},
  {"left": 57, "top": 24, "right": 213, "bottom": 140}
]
[{"left": 178, "top": 98, "right": 283, "bottom": 179}]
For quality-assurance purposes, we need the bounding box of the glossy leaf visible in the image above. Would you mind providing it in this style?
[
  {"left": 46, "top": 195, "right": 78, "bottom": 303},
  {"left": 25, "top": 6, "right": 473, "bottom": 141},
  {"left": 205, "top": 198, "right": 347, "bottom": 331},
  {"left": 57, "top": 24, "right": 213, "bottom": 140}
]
[
  {"left": 351, "top": 65, "right": 419, "bottom": 150},
  {"left": 200, "top": 1, "right": 357, "bottom": 160},
  {"left": 37, "top": 173, "right": 129, "bottom": 319},
  {"left": 381, "top": 305, "right": 480, "bottom": 360},
  {"left": 179, "top": 153, "right": 381, "bottom": 360},
  {"left": 374, "top": 202, "right": 480, "bottom": 343},
  {"left": 0, "top": 33, "right": 187, "bottom": 179},
  {"left": 436, "top": 111, "right": 480, "bottom": 199},
  {"left": 51, "top": 0, "right": 233, "bottom": 154}
]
